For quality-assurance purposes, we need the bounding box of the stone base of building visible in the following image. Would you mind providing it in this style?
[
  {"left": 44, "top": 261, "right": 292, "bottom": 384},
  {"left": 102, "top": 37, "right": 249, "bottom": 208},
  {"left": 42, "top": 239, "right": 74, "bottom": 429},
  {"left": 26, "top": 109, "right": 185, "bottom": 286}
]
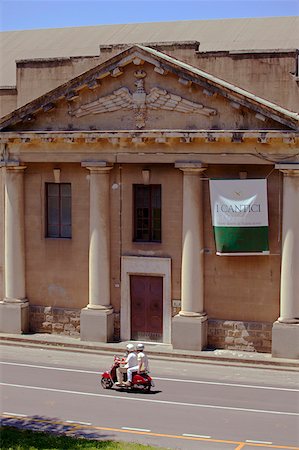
[
  {"left": 172, "top": 314, "right": 207, "bottom": 350},
  {"left": 80, "top": 307, "right": 114, "bottom": 342},
  {"left": 208, "top": 319, "right": 272, "bottom": 353},
  {"left": 272, "top": 321, "right": 299, "bottom": 359},
  {"left": 29, "top": 305, "right": 81, "bottom": 336},
  {"left": 0, "top": 300, "right": 29, "bottom": 333}
]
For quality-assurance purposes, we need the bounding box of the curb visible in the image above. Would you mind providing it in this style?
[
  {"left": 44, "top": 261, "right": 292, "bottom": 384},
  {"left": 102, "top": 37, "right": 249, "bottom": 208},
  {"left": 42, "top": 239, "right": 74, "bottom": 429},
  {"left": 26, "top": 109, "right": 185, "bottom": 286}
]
[{"left": 1, "top": 335, "right": 299, "bottom": 371}]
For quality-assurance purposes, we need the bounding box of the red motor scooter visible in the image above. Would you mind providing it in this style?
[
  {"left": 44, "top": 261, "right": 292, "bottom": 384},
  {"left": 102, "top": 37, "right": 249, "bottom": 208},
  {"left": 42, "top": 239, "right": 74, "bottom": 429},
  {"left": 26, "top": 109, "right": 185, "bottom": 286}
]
[{"left": 101, "top": 355, "right": 154, "bottom": 392}]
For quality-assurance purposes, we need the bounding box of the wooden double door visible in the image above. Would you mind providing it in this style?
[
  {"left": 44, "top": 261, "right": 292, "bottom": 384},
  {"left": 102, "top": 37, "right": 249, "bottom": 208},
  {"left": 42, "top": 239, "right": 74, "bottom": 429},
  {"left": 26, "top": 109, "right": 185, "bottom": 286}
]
[{"left": 130, "top": 275, "right": 163, "bottom": 342}]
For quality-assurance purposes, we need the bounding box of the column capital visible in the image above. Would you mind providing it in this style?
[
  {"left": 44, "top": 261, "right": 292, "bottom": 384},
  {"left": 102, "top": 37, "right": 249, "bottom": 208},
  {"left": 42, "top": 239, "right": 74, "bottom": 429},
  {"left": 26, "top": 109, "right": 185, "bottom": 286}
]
[
  {"left": 81, "top": 161, "right": 113, "bottom": 173},
  {"left": 275, "top": 163, "right": 299, "bottom": 177},
  {"left": 175, "top": 162, "right": 207, "bottom": 174},
  {"left": 174, "top": 161, "right": 208, "bottom": 171},
  {"left": 1, "top": 163, "right": 27, "bottom": 172}
]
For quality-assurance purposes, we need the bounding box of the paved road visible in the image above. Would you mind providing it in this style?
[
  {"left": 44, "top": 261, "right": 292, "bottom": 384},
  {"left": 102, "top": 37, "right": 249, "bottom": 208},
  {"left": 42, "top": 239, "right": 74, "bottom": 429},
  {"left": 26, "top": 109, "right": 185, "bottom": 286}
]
[{"left": 1, "top": 344, "right": 299, "bottom": 450}]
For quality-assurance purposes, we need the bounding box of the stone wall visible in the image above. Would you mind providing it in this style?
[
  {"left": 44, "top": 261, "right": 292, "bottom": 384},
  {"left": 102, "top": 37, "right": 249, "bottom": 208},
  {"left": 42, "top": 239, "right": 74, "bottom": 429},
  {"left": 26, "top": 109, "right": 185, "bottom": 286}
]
[
  {"left": 113, "top": 312, "right": 120, "bottom": 341},
  {"left": 208, "top": 319, "right": 272, "bottom": 353},
  {"left": 29, "top": 306, "right": 81, "bottom": 337},
  {"left": 29, "top": 307, "right": 273, "bottom": 352}
]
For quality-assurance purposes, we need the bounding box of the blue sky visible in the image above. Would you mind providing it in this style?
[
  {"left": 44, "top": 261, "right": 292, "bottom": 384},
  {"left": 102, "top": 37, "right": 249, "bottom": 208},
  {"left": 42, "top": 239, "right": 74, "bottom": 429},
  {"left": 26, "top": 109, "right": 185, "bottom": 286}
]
[{"left": 1, "top": 0, "right": 298, "bottom": 31}]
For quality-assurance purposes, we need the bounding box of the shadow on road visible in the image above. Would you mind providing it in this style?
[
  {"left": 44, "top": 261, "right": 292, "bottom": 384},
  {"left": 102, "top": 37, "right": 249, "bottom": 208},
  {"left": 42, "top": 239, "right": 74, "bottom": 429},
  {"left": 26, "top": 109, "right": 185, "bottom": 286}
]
[
  {"left": 113, "top": 388, "right": 162, "bottom": 395},
  {"left": 1, "top": 414, "right": 110, "bottom": 441}
]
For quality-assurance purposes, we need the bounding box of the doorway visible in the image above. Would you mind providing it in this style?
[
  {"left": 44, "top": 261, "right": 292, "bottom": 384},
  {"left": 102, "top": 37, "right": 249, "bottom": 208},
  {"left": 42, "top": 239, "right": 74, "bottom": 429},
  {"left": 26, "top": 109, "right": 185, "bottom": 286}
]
[{"left": 130, "top": 275, "right": 163, "bottom": 342}]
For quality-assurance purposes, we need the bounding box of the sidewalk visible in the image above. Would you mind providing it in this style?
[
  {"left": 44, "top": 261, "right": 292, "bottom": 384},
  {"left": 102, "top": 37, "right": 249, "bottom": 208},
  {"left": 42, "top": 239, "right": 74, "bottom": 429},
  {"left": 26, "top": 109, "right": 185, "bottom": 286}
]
[{"left": 1, "top": 332, "right": 299, "bottom": 370}]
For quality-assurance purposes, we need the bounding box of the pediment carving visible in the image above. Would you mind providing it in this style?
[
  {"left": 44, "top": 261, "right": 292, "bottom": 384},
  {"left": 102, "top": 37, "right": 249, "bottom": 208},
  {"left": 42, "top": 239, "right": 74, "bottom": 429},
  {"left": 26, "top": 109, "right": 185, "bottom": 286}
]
[{"left": 69, "top": 70, "right": 217, "bottom": 129}]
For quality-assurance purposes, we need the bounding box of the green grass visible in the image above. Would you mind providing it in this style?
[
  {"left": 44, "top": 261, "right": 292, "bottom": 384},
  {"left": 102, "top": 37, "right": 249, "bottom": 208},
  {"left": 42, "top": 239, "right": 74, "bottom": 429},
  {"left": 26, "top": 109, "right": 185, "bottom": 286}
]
[{"left": 0, "top": 427, "right": 167, "bottom": 450}]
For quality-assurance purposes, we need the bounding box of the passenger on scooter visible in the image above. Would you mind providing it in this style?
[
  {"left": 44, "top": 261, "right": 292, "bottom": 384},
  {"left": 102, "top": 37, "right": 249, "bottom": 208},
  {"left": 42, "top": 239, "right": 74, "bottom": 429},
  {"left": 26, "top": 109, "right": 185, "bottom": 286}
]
[
  {"left": 125, "top": 343, "right": 149, "bottom": 386},
  {"left": 116, "top": 343, "right": 137, "bottom": 386}
]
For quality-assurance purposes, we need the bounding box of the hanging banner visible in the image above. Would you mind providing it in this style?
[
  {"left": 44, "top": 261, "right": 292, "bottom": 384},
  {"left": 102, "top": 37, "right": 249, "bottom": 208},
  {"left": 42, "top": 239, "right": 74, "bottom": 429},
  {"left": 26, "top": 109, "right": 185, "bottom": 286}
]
[{"left": 209, "top": 179, "right": 269, "bottom": 255}]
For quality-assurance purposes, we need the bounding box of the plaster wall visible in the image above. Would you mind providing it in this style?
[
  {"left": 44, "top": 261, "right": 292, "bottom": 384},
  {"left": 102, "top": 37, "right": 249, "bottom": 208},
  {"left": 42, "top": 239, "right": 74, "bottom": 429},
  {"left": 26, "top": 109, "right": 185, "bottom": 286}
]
[
  {"left": 16, "top": 57, "right": 102, "bottom": 108},
  {"left": 120, "top": 164, "right": 182, "bottom": 304},
  {"left": 113, "top": 162, "right": 280, "bottom": 323},
  {"left": 0, "top": 92, "right": 17, "bottom": 118},
  {"left": 21, "top": 159, "right": 280, "bottom": 329},
  {"left": 194, "top": 54, "right": 299, "bottom": 112},
  {"left": 23, "top": 162, "right": 183, "bottom": 313},
  {"left": 15, "top": 49, "right": 124, "bottom": 109},
  {"left": 15, "top": 62, "right": 283, "bottom": 133},
  {"left": 7, "top": 49, "right": 298, "bottom": 118},
  {"left": 24, "top": 163, "right": 89, "bottom": 309},
  {"left": 203, "top": 165, "right": 281, "bottom": 322},
  {"left": 159, "top": 49, "right": 299, "bottom": 112}
]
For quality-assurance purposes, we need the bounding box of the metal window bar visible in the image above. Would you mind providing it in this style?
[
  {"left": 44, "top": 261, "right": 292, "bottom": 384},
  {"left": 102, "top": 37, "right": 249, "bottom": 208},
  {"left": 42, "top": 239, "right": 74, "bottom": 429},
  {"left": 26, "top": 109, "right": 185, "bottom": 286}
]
[
  {"left": 46, "top": 183, "right": 71, "bottom": 238},
  {"left": 134, "top": 184, "right": 161, "bottom": 242}
]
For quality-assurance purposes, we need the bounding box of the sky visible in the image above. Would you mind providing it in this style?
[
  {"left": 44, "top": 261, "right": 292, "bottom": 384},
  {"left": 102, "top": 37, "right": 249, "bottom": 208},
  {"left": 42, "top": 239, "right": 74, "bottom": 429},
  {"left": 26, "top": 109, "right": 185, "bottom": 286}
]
[{"left": 0, "top": 0, "right": 298, "bottom": 32}]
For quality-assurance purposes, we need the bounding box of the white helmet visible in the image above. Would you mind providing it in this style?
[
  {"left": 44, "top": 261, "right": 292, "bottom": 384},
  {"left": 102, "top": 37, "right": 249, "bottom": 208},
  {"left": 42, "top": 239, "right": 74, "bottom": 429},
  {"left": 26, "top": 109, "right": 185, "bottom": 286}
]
[
  {"left": 136, "top": 343, "right": 144, "bottom": 350},
  {"left": 126, "top": 343, "right": 134, "bottom": 351}
]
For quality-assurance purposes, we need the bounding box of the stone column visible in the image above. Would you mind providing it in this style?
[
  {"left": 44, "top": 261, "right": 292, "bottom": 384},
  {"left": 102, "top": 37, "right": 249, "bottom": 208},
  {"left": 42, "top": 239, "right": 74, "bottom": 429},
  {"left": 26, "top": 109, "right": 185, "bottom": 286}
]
[
  {"left": 0, "top": 165, "right": 4, "bottom": 300},
  {"left": 172, "top": 162, "right": 207, "bottom": 350},
  {"left": 0, "top": 164, "right": 29, "bottom": 333},
  {"left": 272, "top": 164, "right": 299, "bottom": 359},
  {"left": 80, "top": 162, "right": 114, "bottom": 342}
]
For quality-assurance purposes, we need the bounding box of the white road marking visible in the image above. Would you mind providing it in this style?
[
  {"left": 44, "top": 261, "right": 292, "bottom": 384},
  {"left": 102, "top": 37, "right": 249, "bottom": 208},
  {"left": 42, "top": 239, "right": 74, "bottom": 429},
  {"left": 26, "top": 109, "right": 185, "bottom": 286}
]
[
  {"left": 1, "top": 361, "right": 298, "bottom": 392},
  {"left": 1, "top": 382, "right": 299, "bottom": 416},
  {"left": 183, "top": 433, "right": 211, "bottom": 438},
  {"left": 0, "top": 361, "right": 95, "bottom": 374},
  {"left": 122, "top": 427, "right": 151, "bottom": 432},
  {"left": 246, "top": 440, "right": 273, "bottom": 444},
  {"left": 65, "top": 420, "right": 91, "bottom": 425},
  {"left": 155, "top": 377, "right": 299, "bottom": 392},
  {"left": 65, "top": 420, "right": 92, "bottom": 425},
  {"left": 3, "top": 412, "right": 28, "bottom": 417}
]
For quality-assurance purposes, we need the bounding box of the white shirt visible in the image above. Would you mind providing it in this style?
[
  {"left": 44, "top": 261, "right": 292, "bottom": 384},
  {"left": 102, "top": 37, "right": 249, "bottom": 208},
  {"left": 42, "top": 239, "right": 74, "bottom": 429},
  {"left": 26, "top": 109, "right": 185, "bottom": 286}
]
[
  {"left": 124, "top": 351, "right": 137, "bottom": 368},
  {"left": 137, "top": 351, "right": 149, "bottom": 371}
]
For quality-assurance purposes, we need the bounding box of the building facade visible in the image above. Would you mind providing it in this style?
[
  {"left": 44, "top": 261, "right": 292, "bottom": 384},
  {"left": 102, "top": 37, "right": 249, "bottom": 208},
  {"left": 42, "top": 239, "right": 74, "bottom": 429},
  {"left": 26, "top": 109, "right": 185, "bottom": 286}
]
[{"left": 0, "top": 18, "right": 298, "bottom": 358}]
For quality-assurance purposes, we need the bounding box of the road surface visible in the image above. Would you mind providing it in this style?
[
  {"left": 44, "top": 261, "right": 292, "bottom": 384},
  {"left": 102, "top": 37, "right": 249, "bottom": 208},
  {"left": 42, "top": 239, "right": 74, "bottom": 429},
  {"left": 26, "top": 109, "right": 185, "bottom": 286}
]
[{"left": 1, "top": 343, "right": 299, "bottom": 449}]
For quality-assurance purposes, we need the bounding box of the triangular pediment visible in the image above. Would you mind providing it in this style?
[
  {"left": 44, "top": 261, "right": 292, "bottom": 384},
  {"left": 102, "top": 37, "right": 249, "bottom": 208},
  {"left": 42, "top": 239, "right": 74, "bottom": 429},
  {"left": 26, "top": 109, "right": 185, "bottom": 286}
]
[{"left": 1, "top": 45, "right": 298, "bottom": 132}]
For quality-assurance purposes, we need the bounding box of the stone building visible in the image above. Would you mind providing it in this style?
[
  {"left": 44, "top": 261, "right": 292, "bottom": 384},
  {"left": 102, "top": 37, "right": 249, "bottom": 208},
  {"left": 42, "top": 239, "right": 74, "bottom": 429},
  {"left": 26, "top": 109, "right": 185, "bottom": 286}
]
[{"left": 0, "top": 17, "right": 298, "bottom": 358}]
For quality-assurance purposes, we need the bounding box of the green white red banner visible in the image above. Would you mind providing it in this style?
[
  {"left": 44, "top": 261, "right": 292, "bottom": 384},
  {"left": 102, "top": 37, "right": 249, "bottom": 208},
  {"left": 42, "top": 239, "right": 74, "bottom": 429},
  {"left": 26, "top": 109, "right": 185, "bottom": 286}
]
[{"left": 209, "top": 179, "right": 269, "bottom": 255}]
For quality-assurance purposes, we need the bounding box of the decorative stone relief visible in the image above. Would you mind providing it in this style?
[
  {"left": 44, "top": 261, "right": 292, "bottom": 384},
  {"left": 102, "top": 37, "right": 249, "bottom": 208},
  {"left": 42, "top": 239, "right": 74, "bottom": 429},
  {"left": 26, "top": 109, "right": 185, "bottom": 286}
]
[{"left": 69, "top": 70, "right": 217, "bottom": 129}]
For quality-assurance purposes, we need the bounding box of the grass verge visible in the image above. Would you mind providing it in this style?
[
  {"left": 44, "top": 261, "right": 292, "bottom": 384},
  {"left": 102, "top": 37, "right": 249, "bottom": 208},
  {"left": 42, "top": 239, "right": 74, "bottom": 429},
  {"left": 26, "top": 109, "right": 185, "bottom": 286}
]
[{"left": 0, "top": 426, "right": 167, "bottom": 449}]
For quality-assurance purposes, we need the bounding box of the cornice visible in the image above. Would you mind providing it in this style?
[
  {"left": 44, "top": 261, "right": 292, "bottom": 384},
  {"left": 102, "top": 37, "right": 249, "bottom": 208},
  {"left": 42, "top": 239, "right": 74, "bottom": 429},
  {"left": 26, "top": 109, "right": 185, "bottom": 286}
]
[{"left": 0, "top": 129, "right": 298, "bottom": 145}]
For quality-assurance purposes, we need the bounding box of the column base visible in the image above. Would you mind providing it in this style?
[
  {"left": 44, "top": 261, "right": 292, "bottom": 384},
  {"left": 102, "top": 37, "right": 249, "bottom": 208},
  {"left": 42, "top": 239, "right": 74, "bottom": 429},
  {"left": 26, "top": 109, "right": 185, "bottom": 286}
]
[
  {"left": 0, "top": 299, "right": 29, "bottom": 333},
  {"left": 172, "top": 313, "right": 207, "bottom": 350},
  {"left": 277, "top": 317, "right": 299, "bottom": 324},
  {"left": 272, "top": 321, "right": 299, "bottom": 359},
  {"left": 86, "top": 304, "right": 113, "bottom": 311},
  {"left": 80, "top": 307, "right": 114, "bottom": 342}
]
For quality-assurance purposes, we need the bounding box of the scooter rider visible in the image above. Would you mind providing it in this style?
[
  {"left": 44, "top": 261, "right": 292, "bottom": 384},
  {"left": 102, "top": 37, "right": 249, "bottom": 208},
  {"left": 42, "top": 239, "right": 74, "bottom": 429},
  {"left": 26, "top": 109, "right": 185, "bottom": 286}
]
[
  {"left": 116, "top": 343, "right": 137, "bottom": 386},
  {"left": 125, "top": 343, "right": 149, "bottom": 386}
]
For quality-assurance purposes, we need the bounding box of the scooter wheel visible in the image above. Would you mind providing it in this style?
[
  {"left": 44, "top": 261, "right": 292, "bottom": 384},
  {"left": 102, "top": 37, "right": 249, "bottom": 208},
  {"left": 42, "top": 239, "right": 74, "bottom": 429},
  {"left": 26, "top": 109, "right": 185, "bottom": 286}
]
[
  {"left": 143, "top": 383, "right": 151, "bottom": 392},
  {"left": 101, "top": 377, "right": 113, "bottom": 389}
]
